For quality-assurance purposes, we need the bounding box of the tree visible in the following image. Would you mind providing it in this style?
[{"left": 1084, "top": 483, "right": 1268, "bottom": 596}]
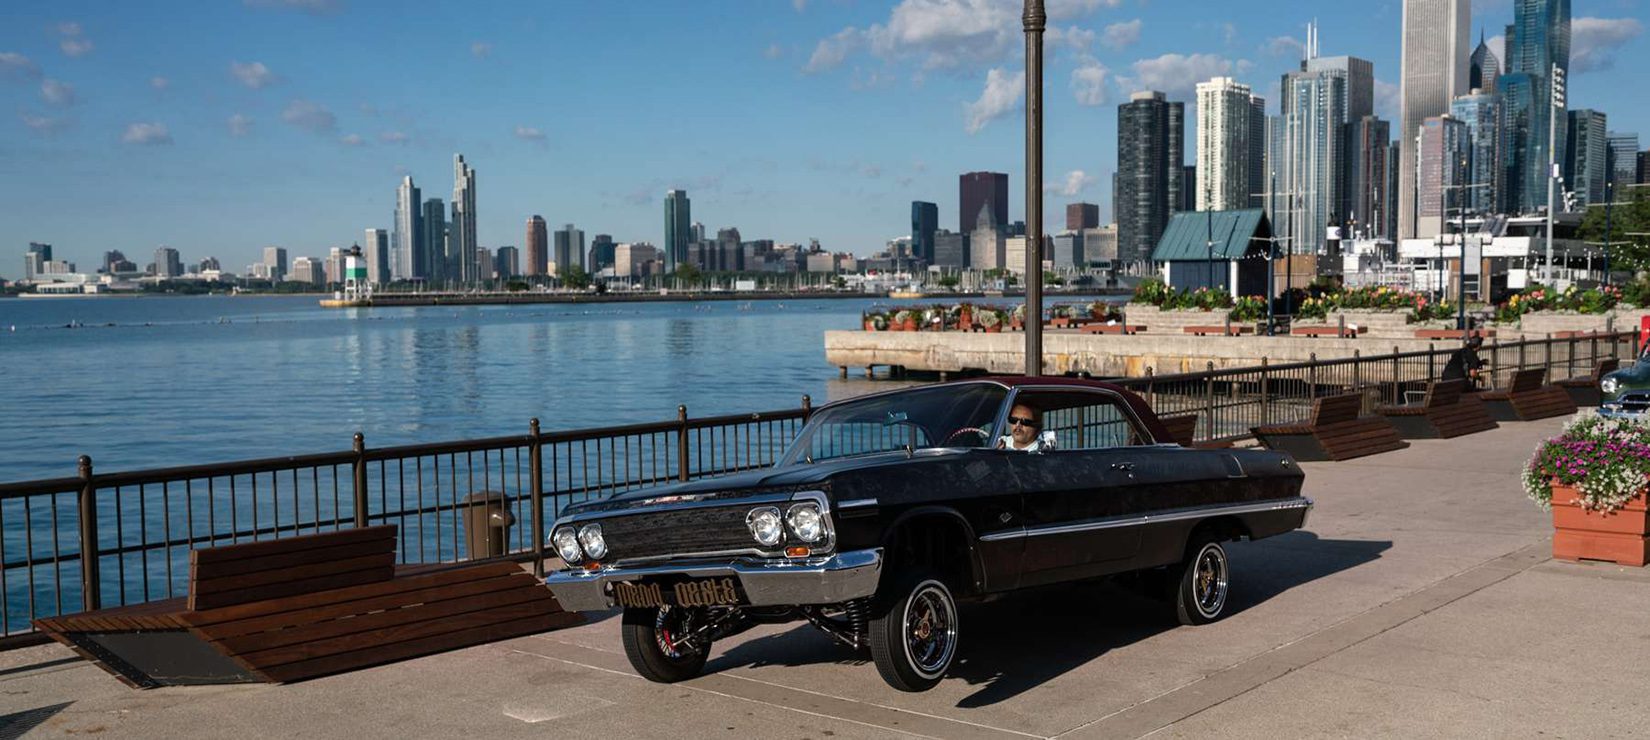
[
  {"left": 561, "top": 265, "right": 591, "bottom": 290},
  {"left": 937, "top": 274, "right": 960, "bottom": 289},
  {"left": 1578, "top": 186, "right": 1650, "bottom": 274},
  {"left": 674, "top": 264, "right": 703, "bottom": 288},
  {"left": 1042, "top": 270, "right": 1065, "bottom": 286}
]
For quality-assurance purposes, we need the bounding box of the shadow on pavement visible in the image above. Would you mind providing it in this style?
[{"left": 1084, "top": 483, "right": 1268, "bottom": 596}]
[
  {"left": 0, "top": 702, "right": 72, "bottom": 737},
  {"left": 706, "top": 532, "right": 1389, "bottom": 708}
]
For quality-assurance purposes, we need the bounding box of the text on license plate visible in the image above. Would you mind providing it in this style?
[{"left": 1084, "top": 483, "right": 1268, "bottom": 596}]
[{"left": 611, "top": 577, "right": 741, "bottom": 608}]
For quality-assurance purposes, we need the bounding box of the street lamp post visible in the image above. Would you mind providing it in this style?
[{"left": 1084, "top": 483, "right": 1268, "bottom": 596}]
[
  {"left": 1545, "top": 63, "right": 1564, "bottom": 284},
  {"left": 1603, "top": 181, "right": 1614, "bottom": 285},
  {"left": 1022, "top": 0, "right": 1045, "bottom": 377}
]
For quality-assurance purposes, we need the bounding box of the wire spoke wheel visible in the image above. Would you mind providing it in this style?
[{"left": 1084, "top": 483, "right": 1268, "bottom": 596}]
[
  {"left": 903, "top": 584, "right": 957, "bottom": 676},
  {"left": 1193, "top": 544, "right": 1228, "bottom": 618}
]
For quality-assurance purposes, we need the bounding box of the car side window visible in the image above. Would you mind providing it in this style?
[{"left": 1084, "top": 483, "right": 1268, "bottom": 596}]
[
  {"left": 1019, "top": 391, "right": 1150, "bottom": 451},
  {"left": 804, "top": 421, "right": 933, "bottom": 461}
]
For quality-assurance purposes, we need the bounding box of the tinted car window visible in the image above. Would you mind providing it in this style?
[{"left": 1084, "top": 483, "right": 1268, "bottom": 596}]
[
  {"left": 782, "top": 383, "right": 1007, "bottom": 465},
  {"left": 1016, "top": 390, "right": 1148, "bottom": 450}
]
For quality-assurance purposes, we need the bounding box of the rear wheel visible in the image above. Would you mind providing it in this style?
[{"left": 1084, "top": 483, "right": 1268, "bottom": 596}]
[
  {"left": 868, "top": 568, "right": 958, "bottom": 692},
  {"left": 1172, "top": 536, "right": 1231, "bottom": 625},
  {"left": 621, "top": 606, "right": 711, "bottom": 683}
]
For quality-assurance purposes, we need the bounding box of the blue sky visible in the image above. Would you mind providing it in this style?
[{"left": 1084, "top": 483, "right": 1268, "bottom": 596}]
[{"left": 3, "top": 0, "right": 1646, "bottom": 272}]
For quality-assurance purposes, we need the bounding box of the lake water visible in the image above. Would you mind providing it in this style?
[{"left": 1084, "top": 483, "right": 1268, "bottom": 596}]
[{"left": 0, "top": 294, "right": 1111, "bottom": 483}]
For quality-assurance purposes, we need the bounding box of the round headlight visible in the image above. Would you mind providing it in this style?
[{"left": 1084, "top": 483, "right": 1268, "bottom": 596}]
[
  {"left": 551, "top": 527, "right": 581, "bottom": 563},
  {"left": 1601, "top": 377, "right": 1620, "bottom": 395},
  {"left": 786, "top": 503, "right": 824, "bottom": 543},
  {"left": 747, "top": 506, "right": 783, "bottom": 547},
  {"left": 578, "top": 523, "right": 607, "bottom": 560}
]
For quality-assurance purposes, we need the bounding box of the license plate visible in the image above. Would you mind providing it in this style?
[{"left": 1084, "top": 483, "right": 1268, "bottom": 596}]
[{"left": 610, "top": 576, "right": 742, "bottom": 608}]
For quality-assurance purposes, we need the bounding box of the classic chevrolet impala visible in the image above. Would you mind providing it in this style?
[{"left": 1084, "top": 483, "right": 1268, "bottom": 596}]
[{"left": 545, "top": 377, "right": 1311, "bottom": 691}]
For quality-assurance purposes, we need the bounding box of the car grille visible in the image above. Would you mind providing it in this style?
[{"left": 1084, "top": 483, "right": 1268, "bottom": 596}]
[
  {"left": 598, "top": 505, "right": 766, "bottom": 562},
  {"left": 1608, "top": 391, "right": 1650, "bottom": 415}
]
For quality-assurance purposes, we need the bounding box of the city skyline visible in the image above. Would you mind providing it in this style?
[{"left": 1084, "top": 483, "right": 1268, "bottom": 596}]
[{"left": 3, "top": 1, "right": 1647, "bottom": 273}]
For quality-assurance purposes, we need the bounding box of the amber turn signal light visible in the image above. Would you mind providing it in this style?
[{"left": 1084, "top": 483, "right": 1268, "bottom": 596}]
[{"left": 785, "top": 546, "right": 811, "bottom": 558}]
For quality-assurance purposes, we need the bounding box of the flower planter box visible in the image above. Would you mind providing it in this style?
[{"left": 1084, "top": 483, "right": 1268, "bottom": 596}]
[{"left": 1550, "top": 485, "right": 1650, "bottom": 567}]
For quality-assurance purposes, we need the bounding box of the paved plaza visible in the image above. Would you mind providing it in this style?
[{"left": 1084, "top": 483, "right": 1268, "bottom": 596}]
[{"left": 4, "top": 415, "right": 1649, "bottom": 739}]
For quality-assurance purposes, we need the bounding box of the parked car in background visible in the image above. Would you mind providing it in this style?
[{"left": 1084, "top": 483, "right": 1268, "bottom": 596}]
[{"left": 544, "top": 378, "right": 1312, "bottom": 692}]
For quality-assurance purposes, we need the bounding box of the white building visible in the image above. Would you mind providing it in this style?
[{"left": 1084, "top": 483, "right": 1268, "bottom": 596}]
[
  {"left": 1196, "top": 77, "right": 1259, "bottom": 211},
  {"left": 1398, "top": 0, "right": 1471, "bottom": 238}
]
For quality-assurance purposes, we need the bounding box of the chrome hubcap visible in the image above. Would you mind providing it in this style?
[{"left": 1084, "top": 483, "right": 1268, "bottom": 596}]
[
  {"left": 903, "top": 581, "right": 957, "bottom": 678},
  {"left": 654, "top": 606, "right": 700, "bottom": 660},
  {"left": 1194, "top": 544, "right": 1228, "bottom": 617}
]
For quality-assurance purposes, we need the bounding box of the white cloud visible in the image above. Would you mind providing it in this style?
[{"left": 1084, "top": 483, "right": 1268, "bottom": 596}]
[
  {"left": 339, "top": 133, "right": 365, "bottom": 146},
  {"left": 230, "top": 61, "right": 277, "bottom": 89},
  {"left": 1102, "top": 19, "right": 1142, "bottom": 51},
  {"left": 764, "top": 43, "right": 783, "bottom": 60},
  {"left": 1263, "top": 35, "right": 1304, "bottom": 58},
  {"left": 1374, "top": 79, "right": 1399, "bottom": 120},
  {"left": 1048, "top": 25, "right": 1096, "bottom": 54},
  {"left": 1222, "top": 23, "right": 1237, "bottom": 45},
  {"left": 1570, "top": 17, "right": 1644, "bottom": 73},
  {"left": 804, "top": 27, "right": 861, "bottom": 74},
  {"left": 244, "top": 0, "right": 342, "bottom": 14},
  {"left": 150, "top": 76, "right": 170, "bottom": 91},
  {"left": 122, "top": 122, "right": 173, "bottom": 145},
  {"left": 1070, "top": 57, "right": 1109, "bottom": 105},
  {"left": 20, "top": 112, "right": 68, "bottom": 135},
  {"left": 1, "top": 52, "right": 41, "bottom": 80},
  {"left": 514, "top": 125, "right": 547, "bottom": 146},
  {"left": 378, "top": 130, "right": 409, "bottom": 144},
  {"left": 470, "top": 42, "right": 492, "bottom": 58},
  {"left": 964, "top": 66, "right": 1023, "bottom": 134},
  {"left": 1048, "top": 169, "right": 1097, "bottom": 197},
  {"left": 281, "top": 99, "right": 336, "bottom": 132},
  {"left": 227, "top": 113, "right": 253, "bottom": 137},
  {"left": 1119, "top": 53, "right": 1231, "bottom": 99},
  {"left": 40, "top": 78, "right": 75, "bottom": 106},
  {"left": 57, "top": 22, "right": 93, "bottom": 57}
]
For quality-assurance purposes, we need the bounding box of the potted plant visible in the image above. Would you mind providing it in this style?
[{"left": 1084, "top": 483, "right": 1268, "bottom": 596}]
[
  {"left": 956, "top": 302, "right": 974, "bottom": 330},
  {"left": 1009, "top": 304, "right": 1027, "bottom": 330},
  {"left": 978, "top": 308, "right": 1003, "bottom": 333},
  {"left": 890, "top": 309, "right": 914, "bottom": 331},
  {"left": 863, "top": 311, "right": 889, "bottom": 331},
  {"left": 1523, "top": 415, "right": 1650, "bottom": 566}
]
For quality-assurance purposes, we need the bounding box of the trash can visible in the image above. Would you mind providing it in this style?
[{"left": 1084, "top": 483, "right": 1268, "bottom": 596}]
[{"left": 461, "top": 490, "right": 516, "bottom": 560}]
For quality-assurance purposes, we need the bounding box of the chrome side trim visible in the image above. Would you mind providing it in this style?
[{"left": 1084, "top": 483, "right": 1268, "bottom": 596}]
[
  {"left": 838, "top": 498, "right": 878, "bottom": 509},
  {"left": 978, "top": 497, "right": 1314, "bottom": 542}
]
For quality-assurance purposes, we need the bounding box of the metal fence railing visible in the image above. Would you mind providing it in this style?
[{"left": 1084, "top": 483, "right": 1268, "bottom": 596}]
[{"left": 0, "top": 330, "right": 1635, "bottom": 647}]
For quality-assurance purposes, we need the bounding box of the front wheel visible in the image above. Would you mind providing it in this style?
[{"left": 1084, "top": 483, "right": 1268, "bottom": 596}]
[
  {"left": 868, "top": 569, "right": 959, "bottom": 692},
  {"left": 621, "top": 606, "right": 711, "bottom": 683},
  {"left": 1173, "top": 537, "right": 1231, "bottom": 625}
]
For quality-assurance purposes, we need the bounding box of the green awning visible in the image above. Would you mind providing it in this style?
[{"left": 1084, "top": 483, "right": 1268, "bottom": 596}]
[{"left": 1150, "top": 209, "right": 1270, "bottom": 261}]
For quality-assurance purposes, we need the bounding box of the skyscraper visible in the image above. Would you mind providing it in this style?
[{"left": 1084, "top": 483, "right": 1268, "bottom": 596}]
[
  {"left": 588, "top": 234, "right": 616, "bottom": 270},
  {"left": 364, "top": 228, "right": 390, "bottom": 285},
  {"left": 494, "top": 246, "right": 519, "bottom": 280},
  {"left": 153, "top": 247, "right": 182, "bottom": 278},
  {"left": 1066, "top": 203, "right": 1100, "bottom": 231},
  {"left": 23, "top": 242, "right": 50, "bottom": 282},
  {"left": 554, "top": 223, "right": 585, "bottom": 275},
  {"left": 910, "top": 201, "right": 938, "bottom": 264},
  {"left": 1248, "top": 96, "right": 1270, "bottom": 206},
  {"left": 1196, "top": 77, "right": 1260, "bottom": 211},
  {"left": 1565, "top": 109, "right": 1608, "bottom": 206},
  {"left": 1277, "top": 50, "right": 1364, "bottom": 253},
  {"left": 525, "top": 216, "right": 548, "bottom": 277},
  {"left": 421, "top": 198, "right": 447, "bottom": 285},
  {"left": 1416, "top": 115, "right": 1471, "bottom": 236},
  {"left": 1469, "top": 31, "right": 1501, "bottom": 94},
  {"left": 1501, "top": 0, "right": 1571, "bottom": 214},
  {"left": 451, "top": 154, "right": 478, "bottom": 284},
  {"left": 262, "top": 246, "right": 288, "bottom": 282},
  {"left": 1608, "top": 132, "right": 1639, "bottom": 192},
  {"left": 1399, "top": 0, "right": 1471, "bottom": 238},
  {"left": 958, "top": 172, "right": 1009, "bottom": 236},
  {"left": 1116, "top": 91, "right": 1184, "bottom": 263},
  {"left": 1451, "top": 92, "right": 1503, "bottom": 214},
  {"left": 664, "top": 190, "right": 691, "bottom": 272},
  {"left": 1347, "top": 116, "right": 1393, "bottom": 238},
  {"left": 716, "top": 228, "right": 742, "bottom": 272},
  {"left": 393, "top": 176, "right": 421, "bottom": 281}
]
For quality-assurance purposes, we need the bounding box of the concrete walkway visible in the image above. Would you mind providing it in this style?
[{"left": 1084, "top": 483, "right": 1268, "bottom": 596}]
[{"left": 4, "top": 416, "right": 1649, "bottom": 739}]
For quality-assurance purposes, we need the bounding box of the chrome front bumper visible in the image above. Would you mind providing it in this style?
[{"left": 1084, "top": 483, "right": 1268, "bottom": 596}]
[{"left": 545, "top": 548, "right": 884, "bottom": 613}]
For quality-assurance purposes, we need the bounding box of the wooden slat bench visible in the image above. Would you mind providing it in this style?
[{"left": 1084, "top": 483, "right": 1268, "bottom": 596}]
[
  {"left": 32, "top": 525, "right": 580, "bottom": 688},
  {"left": 1374, "top": 379, "right": 1498, "bottom": 439},
  {"left": 1555, "top": 358, "right": 1620, "bottom": 406},
  {"left": 1156, "top": 413, "right": 1234, "bottom": 449},
  {"left": 1184, "top": 325, "right": 1255, "bottom": 336},
  {"left": 1480, "top": 368, "right": 1577, "bottom": 421},
  {"left": 1415, "top": 328, "right": 1497, "bottom": 340},
  {"left": 1250, "top": 393, "right": 1408, "bottom": 461},
  {"left": 1079, "top": 323, "right": 1145, "bottom": 335},
  {"left": 1291, "top": 325, "right": 1367, "bottom": 338}
]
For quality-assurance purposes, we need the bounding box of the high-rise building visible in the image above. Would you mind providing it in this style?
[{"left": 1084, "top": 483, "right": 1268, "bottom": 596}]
[
  {"left": 1469, "top": 31, "right": 1501, "bottom": 94},
  {"left": 554, "top": 224, "right": 585, "bottom": 275},
  {"left": 451, "top": 154, "right": 478, "bottom": 284},
  {"left": 664, "top": 190, "right": 691, "bottom": 272},
  {"left": 1347, "top": 116, "right": 1393, "bottom": 238},
  {"left": 1276, "top": 50, "right": 1363, "bottom": 254},
  {"left": 958, "top": 172, "right": 1009, "bottom": 235},
  {"left": 101, "top": 249, "right": 123, "bottom": 274},
  {"left": 1084, "top": 225, "right": 1119, "bottom": 264},
  {"left": 615, "top": 242, "right": 660, "bottom": 277},
  {"left": 1399, "top": 0, "right": 1471, "bottom": 237},
  {"left": 1640, "top": 150, "right": 1649, "bottom": 184},
  {"left": 1386, "top": 142, "right": 1402, "bottom": 238},
  {"left": 716, "top": 227, "right": 743, "bottom": 272},
  {"left": 1196, "top": 77, "right": 1260, "bottom": 211},
  {"left": 968, "top": 204, "right": 1006, "bottom": 271},
  {"left": 290, "top": 256, "right": 324, "bottom": 286},
  {"left": 324, "top": 246, "right": 344, "bottom": 285},
  {"left": 1416, "top": 115, "right": 1471, "bottom": 236},
  {"left": 1116, "top": 91, "right": 1184, "bottom": 263},
  {"left": 910, "top": 201, "right": 938, "bottom": 264},
  {"left": 153, "top": 247, "right": 182, "bottom": 278},
  {"left": 393, "top": 176, "right": 421, "bottom": 281},
  {"left": 690, "top": 222, "right": 705, "bottom": 243},
  {"left": 932, "top": 230, "right": 966, "bottom": 269},
  {"left": 364, "top": 228, "right": 390, "bottom": 285},
  {"left": 588, "top": 234, "right": 616, "bottom": 270},
  {"left": 494, "top": 246, "right": 519, "bottom": 280},
  {"left": 1248, "top": 96, "right": 1269, "bottom": 204},
  {"left": 1606, "top": 132, "right": 1638, "bottom": 194},
  {"left": 1066, "top": 203, "right": 1100, "bottom": 231},
  {"left": 1451, "top": 92, "right": 1503, "bottom": 214},
  {"left": 1500, "top": 0, "right": 1571, "bottom": 214},
  {"left": 24, "top": 242, "right": 51, "bottom": 282},
  {"left": 198, "top": 256, "right": 220, "bottom": 272},
  {"left": 421, "top": 198, "right": 447, "bottom": 285},
  {"left": 1565, "top": 110, "right": 1608, "bottom": 206},
  {"left": 262, "top": 246, "right": 288, "bottom": 282},
  {"left": 525, "top": 216, "right": 548, "bottom": 277}
]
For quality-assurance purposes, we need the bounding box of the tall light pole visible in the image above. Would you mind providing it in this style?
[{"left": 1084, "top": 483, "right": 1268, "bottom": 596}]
[
  {"left": 1545, "top": 63, "right": 1565, "bottom": 284},
  {"left": 1023, "top": 0, "right": 1045, "bottom": 376}
]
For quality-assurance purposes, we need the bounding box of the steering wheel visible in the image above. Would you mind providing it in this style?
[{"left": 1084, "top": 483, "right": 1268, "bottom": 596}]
[{"left": 942, "top": 427, "right": 991, "bottom": 447}]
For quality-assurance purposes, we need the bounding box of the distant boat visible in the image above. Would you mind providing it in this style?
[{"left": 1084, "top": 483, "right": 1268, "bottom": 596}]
[{"left": 888, "top": 289, "right": 925, "bottom": 299}]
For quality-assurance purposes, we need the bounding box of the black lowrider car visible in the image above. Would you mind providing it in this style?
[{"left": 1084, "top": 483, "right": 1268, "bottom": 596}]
[{"left": 545, "top": 378, "right": 1311, "bottom": 691}]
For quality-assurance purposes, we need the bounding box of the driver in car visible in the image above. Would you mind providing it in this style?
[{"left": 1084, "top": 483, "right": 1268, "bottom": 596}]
[{"left": 998, "top": 403, "right": 1057, "bottom": 452}]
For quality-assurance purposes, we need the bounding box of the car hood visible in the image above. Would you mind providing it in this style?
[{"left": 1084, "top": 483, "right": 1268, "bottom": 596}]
[{"left": 1603, "top": 359, "right": 1650, "bottom": 400}]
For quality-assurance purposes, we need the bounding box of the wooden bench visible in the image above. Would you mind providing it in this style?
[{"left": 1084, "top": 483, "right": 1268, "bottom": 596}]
[
  {"left": 1555, "top": 358, "right": 1620, "bottom": 406},
  {"left": 1079, "top": 323, "right": 1145, "bottom": 335},
  {"left": 1479, "top": 368, "right": 1577, "bottom": 421},
  {"left": 1250, "top": 393, "right": 1408, "bottom": 461},
  {"left": 1156, "top": 413, "right": 1234, "bottom": 449},
  {"left": 33, "top": 525, "right": 580, "bottom": 688},
  {"left": 1291, "top": 325, "right": 1367, "bottom": 338},
  {"left": 1374, "top": 379, "right": 1498, "bottom": 439},
  {"left": 1184, "top": 325, "right": 1255, "bottom": 336},
  {"left": 1048, "top": 316, "right": 1094, "bottom": 328},
  {"left": 1415, "top": 328, "right": 1497, "bottom": 340}
]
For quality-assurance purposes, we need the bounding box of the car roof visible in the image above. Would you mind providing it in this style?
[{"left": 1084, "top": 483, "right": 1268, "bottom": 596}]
[{"left": 813, "top": 376, "right": 1171, "bottom": 441}]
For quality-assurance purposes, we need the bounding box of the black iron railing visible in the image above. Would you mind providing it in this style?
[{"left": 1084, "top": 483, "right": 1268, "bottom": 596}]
[{"left": 0, "top": 330, "right": 1634, "bottom": 647}]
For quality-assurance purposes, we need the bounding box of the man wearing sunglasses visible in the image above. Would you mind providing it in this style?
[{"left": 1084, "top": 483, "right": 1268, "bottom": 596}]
[{"left": 998, "top": 403, "right": 1056, "bottom": 452}]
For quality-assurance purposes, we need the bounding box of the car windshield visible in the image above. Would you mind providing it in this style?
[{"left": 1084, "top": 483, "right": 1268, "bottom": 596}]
[{"left": 780, "top": 383, "right": 1008, "bottom": 465}]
